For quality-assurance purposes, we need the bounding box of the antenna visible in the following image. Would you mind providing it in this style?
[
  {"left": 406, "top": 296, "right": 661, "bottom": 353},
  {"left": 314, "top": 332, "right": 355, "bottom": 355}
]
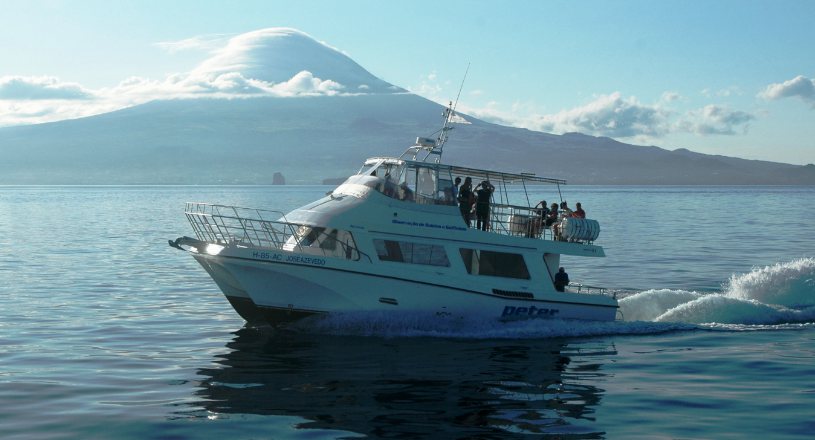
[
  {"left": 430, "top": 63, "right": 470, "bottom": 162},
  {"left": 452, "top": 62, "right": 470, "bottom": 113}
]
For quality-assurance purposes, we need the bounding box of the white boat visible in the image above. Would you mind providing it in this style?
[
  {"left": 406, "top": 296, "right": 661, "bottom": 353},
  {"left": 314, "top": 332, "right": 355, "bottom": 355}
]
[{"left": 170, "top": 104, "right": 619, "bottom": 325}]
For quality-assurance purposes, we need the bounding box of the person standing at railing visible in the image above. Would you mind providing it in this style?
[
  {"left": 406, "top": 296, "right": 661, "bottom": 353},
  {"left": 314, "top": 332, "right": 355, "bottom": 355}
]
[
  {"left": 458, "top": 177, "right": 474, "bottom": 227},
  {"left": 474, "top": 180, "right": 494, "bottom": 231},
  {"left": 554, "top": 267, "right": 570, "bottom": 292},
  {"left": 451, "top": 177, "right": 461, "bottom": 201}
]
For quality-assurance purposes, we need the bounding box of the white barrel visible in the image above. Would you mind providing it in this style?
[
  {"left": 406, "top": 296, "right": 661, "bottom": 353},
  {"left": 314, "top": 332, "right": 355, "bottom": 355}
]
[{"left": 561, "top": 218, "right": 600, "bottom": 241}]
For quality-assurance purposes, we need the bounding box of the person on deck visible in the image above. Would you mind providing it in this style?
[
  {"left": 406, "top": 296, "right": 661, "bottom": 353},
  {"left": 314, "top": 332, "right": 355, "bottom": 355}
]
[
  {"left": 545, "top": 203, "right": 559, "bottom": 227},
  {"left": 452, "top": 177, "right": 461, "bottom": 202},
  {"left": 559, "top": 201, "right": 573, "bottom": 217},
  {"left": 572, "top": 202, "right": 586, "bottom": 219},
  {"left": 527, "top": 200, "right": 549, "bottom": 237},
  {"left": 474, "top": 180, "right": 495, "bottom": 231},
  {"left": 444, "top": 177, "right": 461, "bottom": 205},
  {"left": 458, "top": 177, "right": 474, "bottom": 227},
  {"left": 554, "top": 267, "right": 570, "bottom": 292}
]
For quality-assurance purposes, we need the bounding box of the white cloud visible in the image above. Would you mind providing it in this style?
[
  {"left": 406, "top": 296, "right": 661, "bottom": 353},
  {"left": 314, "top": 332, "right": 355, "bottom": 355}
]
[
  {"left": 270, "top": 71, "right": 344, "bottom": 96},
  {"left": 459, "top": 91, "right": 759, "bottom": 142},
  {"left": 409, "top": 72, "right": 445, "bottom": 103},
  {"left": 0, "top": 70, "right": 348, "bottom": 126},
  {"left": 530, "top": 92, "right": 670, "bottom": 138},
  {"left": 759, "top": 75, "right": 815, "bottom": 105},
  {"left": 155, "top": 34, "right": 232, "bottom": 53},
  {"left": 191, "top": 27, "right": 344, "bottom": 83},
  {"left": 701, "top": 86, "right": 743, "bottom": 98},
  {"left": 678, "top": 105, "right": 755, "bottom": 135},
  {"left": 660, "top": 91, "right": 682, "bottom": 103},
  {"left": 0, "top": 76, "right": 95, "bottom": 100}
]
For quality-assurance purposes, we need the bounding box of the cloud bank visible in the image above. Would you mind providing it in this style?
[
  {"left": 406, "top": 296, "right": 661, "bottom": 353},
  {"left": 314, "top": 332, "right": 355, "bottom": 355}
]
[
  {"left": 678, "top": 105, "right": 755, "bottom": 135},
  {"left": 533, "top": 92, "right": 670, "bottom": 138},
  {"left": 0, "top": 76, "right": 95, "bottom": 100},
  {"left": 463, "top": 92, "right": 756, "bottom": 141},
  {"left": 759, "top": 75, "right": 815, "bottom": 105},
  {"left": 0, "top": 69, "right": 347, "bottom": 126}
]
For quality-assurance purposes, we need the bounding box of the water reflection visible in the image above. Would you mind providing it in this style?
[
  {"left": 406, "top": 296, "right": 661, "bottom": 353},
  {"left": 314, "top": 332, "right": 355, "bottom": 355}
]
[{"left": 194, "top": 328, "right": 616, "bottom": 438}]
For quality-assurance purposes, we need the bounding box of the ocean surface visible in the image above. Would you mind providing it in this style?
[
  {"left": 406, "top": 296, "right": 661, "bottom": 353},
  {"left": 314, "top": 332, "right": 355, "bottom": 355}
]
[{"left": 1, "top": 185, "right": 813, "bottom": 439}]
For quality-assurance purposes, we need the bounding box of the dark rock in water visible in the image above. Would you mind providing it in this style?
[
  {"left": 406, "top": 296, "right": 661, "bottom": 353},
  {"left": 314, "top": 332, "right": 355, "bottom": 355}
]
[{"left": 273, "top": 172, "right": 285, "bottom": 185}]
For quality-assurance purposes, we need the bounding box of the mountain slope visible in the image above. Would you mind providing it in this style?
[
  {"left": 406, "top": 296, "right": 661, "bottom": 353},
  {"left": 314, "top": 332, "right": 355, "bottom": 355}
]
[{"left": 1, "top": 93, "right": 813, "bottom": 184}]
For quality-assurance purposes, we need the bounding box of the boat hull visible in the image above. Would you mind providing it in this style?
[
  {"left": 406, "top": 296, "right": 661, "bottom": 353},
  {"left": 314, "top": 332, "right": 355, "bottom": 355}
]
[{"left": 193, "top": 251, "right": 618, "bottom": 326}]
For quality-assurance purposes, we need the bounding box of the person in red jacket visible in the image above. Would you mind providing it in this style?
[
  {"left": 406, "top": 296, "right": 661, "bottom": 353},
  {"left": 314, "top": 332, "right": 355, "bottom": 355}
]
[{"left": 572, "top": 202, "right": 586, "bottom": 219}]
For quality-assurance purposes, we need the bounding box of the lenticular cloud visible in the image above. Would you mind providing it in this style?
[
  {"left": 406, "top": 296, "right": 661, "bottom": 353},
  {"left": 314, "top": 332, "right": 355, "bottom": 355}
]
[{"left": 191, "top": 27, "right": 398, "bottom": 94}]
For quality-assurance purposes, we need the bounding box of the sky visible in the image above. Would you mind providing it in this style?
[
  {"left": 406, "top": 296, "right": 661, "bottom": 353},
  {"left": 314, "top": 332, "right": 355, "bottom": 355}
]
[{"left": 1, "top": 0, "right": 814, "bottom": 165}]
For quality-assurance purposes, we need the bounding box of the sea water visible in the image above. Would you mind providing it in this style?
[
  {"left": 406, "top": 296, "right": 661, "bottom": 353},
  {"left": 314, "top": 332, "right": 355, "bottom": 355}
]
[{"left": 0, "top": 185, "right": 813, "bottom": 439}]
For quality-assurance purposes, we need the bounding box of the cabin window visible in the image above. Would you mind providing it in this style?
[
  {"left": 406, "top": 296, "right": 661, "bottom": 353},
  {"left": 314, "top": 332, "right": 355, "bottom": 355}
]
[
  {"left": 416, "top": 166, "right": 436, "bottom": 200},
  {"left": 436, "top": 177, "right": 456, "bottom": 205},
  {"left": 373, "top": 239, "right": 450, "bottom": 267},
  {"left": 459, "top": 248, "right": 530, "bottom": 279},
  {"left": 285, "top": 226, "right": 360, "bottom": 260}
]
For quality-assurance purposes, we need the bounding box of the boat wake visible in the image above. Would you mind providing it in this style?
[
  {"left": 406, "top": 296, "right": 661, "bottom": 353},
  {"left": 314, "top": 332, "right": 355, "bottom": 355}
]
[
  {"left": 620, "top": 257, "right": 815, "bottom": 328},
  {"left": 285, "top": 258, "right": 815, "bottom": 338}
]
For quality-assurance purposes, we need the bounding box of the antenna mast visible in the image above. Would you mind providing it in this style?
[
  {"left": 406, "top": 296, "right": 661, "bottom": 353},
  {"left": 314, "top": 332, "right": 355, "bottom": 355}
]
[
  {"left": 403, "top": 64, "right": 470, "bottom": 163},
  {"left": 432, "top": 63, "right": 470, "bottom": 162}
]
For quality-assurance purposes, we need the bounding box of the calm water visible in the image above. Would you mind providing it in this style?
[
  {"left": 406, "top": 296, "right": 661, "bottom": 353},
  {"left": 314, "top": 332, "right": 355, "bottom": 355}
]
[{"left": 1, "top": 185, "right": 813, "bottom": 439}]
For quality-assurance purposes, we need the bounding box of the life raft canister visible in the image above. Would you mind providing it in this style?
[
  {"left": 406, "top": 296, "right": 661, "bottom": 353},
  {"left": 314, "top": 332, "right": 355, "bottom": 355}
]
[{"left": 560, "top": 218, "right": 601, "bottom": 241}]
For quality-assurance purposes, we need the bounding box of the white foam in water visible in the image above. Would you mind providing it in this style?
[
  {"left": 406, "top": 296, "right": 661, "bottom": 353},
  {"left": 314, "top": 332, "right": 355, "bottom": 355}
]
[
  {"left": 618, "top": 289, "right": 702, "bottom": 321},
  {"left": 622, "top": 258, "right": 815, "bottom": 327},
  {"left": 287, "top": 259, "right": 815, "bottom": 338},
  {"left": 724, "top": 257, "right": 815, "bottom": 308}
]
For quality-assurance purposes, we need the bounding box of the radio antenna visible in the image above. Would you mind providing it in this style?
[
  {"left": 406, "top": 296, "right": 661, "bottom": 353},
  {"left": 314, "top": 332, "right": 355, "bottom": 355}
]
[
  {"left": 452, "top": 62, "right": 470, "bottom": 113},
  {"left": 430, "top": 63, "right": 470, "bottom": 162}
]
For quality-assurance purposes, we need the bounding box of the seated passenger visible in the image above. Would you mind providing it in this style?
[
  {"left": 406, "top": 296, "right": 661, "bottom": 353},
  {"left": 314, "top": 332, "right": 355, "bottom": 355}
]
[
  {"left": 544, "top": 203, "right": 559, "bottom": 227},
  {"left": 399, "top": 182, "right": 414, "bottom": 201},
  {"left": 572, "top": 202, "right": 586, "bottom": 219},
  {"left": 559, "top": 201, "right": 573, "bottom": 218},
  {"left": 526, "top": 200, "right": 549, "bottom": 238},
  {"left": 382, "top": 173, "right": 397, "bottom": 198}
]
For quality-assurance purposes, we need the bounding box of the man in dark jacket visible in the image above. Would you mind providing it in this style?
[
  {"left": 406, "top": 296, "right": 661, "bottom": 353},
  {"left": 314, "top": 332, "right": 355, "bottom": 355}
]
[
  {"left": 474, "top": 180, "right": 494, "bottom": 231},
  {"left": 554, "top": 267, "right": 569, "bottom": 292}
]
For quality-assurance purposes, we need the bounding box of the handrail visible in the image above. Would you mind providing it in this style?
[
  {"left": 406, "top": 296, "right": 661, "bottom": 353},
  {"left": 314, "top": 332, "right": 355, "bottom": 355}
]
[
  {"left": 568, "top": 282, "right": 615, "bottom": 298},
  {"left": 484, "top": 203, "right": 554, "bottom": 241},
  {"left": 476, "top": 203, "right": 598, "bottom": 244},
  {"left": 184, "top": 202, "right": 372, "bottom": 263}
]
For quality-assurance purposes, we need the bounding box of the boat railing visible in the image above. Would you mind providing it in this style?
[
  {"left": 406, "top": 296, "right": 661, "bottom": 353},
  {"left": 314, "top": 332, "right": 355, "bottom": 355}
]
[
  {"left": 568, "top": 282, "right": 616, "bottom": 298},
  {"left": 184, "top": 202, "right": 372, "bottom": 263},
  {"left": 487, "top": 203, "right": 554, "bottom": 240},
  {"left": 485, "top": 203, "right": 598, "bottom": 244}
]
